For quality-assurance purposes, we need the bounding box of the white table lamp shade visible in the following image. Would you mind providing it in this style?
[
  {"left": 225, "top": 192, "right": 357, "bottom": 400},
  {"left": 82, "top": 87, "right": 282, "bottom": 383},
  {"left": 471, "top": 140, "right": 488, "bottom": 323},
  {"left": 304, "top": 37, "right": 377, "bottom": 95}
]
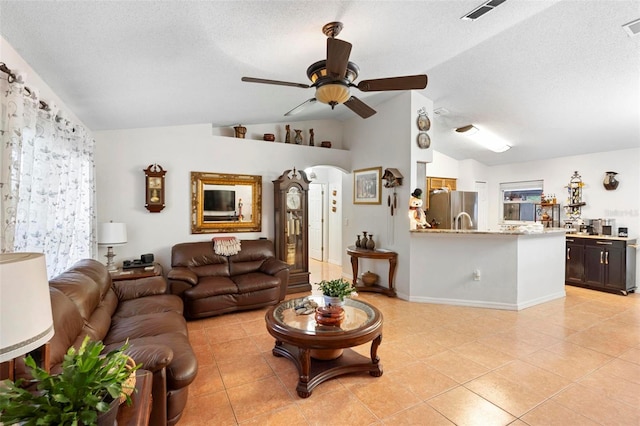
[
  {"left": 0, "top": 253, "right": 54, "bottom": 363},
  {"left": 98, "top": 222, "right": 127, "bottom": 246}
]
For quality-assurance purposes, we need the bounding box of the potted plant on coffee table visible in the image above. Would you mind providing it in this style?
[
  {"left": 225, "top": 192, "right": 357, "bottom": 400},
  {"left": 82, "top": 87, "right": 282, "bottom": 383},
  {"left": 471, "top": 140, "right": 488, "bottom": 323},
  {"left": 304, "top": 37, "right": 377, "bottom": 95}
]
[
  {"left": 317, "top": 278, "right": 357, "bottom": 307},
  {"left": 0, "top": 336, "right": 139, "bottom": 426}
]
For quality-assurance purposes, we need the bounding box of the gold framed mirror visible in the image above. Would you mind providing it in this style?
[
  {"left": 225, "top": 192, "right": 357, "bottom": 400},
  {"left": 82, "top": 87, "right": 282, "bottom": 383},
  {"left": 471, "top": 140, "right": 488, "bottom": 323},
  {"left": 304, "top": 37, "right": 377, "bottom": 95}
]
[{"left": 191, "top": 172, "right": 262, "bottom": 233}]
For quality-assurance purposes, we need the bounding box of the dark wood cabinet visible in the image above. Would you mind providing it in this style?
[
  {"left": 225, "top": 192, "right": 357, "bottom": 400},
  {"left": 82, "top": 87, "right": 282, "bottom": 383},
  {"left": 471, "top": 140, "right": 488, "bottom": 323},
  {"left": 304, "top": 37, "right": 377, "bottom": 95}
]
[
  {"left": 565, "top": 238, "right": 584, "bottom": 284},
  {"left": 273, "top": 168, "right": 311, "bottom": 293},
  {"left": 565, "top": 236, "right": 637, "bottom": 295}
]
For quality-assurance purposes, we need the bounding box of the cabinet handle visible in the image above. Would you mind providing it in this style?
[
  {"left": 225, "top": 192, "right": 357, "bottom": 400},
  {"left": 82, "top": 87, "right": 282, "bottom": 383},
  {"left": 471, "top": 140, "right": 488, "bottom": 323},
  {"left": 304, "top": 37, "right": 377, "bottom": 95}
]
[
  {"left": 600, "top": 251, "right": 604, "bottom": 264},
  {"left": 567, "top": 247, "right": 570, "bottom": 260},
  {"left": 596, "top": 241, "right": 613, "bottom": 245},
  {"left": 605, "top": 251, "right": 609, "bottom": 265},
  {"left": 566, "top": 239, "right": 575, "bottom": 242}
]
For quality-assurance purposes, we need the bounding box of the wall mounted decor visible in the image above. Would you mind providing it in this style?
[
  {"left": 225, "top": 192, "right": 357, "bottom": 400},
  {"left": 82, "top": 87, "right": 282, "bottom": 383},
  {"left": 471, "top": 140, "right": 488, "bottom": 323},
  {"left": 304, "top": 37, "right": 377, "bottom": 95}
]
[
  {"left": 353, "top": 167, "right": 382, "bottom": 205},
  {"left": 144, "top": 164, "right": 166, "bottom": 213},
  {"left": 564, "top": 170, "right": 585, "bottom": 222},
  {"left": 417, "top": 107, "right": 431, "bottom": 131},
  {"left": 190, "top": 172, "right": 262, "bottom": 233},
  {"left": 603, "top": 171, "right": 619, "bottom": 190}
]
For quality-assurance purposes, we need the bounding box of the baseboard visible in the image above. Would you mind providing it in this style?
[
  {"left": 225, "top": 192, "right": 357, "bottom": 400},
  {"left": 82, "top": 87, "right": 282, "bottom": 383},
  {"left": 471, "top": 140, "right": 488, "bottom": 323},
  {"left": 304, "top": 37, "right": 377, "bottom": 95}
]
[{"left": 409, "top": 290, "right": 567, "bottom": 311}]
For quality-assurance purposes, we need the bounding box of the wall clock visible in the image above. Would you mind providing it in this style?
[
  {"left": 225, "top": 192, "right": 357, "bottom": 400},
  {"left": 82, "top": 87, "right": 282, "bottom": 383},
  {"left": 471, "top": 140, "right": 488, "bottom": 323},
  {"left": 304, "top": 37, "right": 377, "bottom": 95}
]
[
  {"left": 417, "top": 132, "right": 431, "bottom": 149},
  {"left": 144, "top": 164, "right": 166, "bottom": 213},
  {"left": 417, "top": 107, "right": 431, "bottom": 131}
]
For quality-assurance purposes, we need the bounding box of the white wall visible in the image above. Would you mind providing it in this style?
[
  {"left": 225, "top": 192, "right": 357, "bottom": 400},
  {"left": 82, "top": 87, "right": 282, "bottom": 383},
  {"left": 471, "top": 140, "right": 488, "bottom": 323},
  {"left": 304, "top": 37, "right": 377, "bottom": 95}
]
[
  {"left": 94, "top": 122, "right": 351, "bottom": 268},
  {"left": 342, "top": 92, "right": 415, "bottom": 297},
  {"left": 487, "top": 148, "right": 640, "bottom": 236}
]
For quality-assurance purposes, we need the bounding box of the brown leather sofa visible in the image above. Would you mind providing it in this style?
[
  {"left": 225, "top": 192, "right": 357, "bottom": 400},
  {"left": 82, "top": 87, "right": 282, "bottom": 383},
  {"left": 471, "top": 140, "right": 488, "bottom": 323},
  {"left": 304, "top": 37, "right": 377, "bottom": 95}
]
[
  {"left": 16, "top": 259, "right": 198, "bottom": 426},
  {"left": 167, "top": 239, "right": 289, "bottom": 319}
]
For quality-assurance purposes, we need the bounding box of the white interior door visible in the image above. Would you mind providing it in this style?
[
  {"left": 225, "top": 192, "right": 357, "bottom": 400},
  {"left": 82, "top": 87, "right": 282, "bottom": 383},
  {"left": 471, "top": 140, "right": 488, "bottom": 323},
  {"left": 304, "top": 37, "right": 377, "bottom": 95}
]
[{"left": 309, "top": 183, "right": 324, "bottom": 261}]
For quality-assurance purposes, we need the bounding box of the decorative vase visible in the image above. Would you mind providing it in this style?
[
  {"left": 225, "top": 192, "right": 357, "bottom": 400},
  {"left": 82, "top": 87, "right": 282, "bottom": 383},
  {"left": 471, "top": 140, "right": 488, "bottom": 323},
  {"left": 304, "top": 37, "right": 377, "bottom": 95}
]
[
  {"left": 603, "top": 171, "right": 619, "bottom": 190},
  {"left": 294, "top": 129, "right": 303, "bottom": 144},
  {"left": 96, "top": 397, "right": 120, "bottom": 426},
  {"left": 309, "top": 129, "right": 315, "bottom": 146},
  {"left": 366, "top": 234, "right": 375, "bottom": 250},
  {"left": 323, "top": 295, "right": 344, "bottom": 307},
  {"left": 233, "top": 125, "right": 246, "bottom": 138},
  {"left": 361, "top": 232, "right": 368, "bottom": 248},
  {"left": 285, "top": 125, "right": 291, "bottom": 143},
  {"left": 315, "top": 305, "right": 345, "bottom": 326},
  {"left": 355, "top": 235, "right": 362, "bottom": 248},
  {"left": 362, "top": 271, "right": 379, "bottom": 285}
]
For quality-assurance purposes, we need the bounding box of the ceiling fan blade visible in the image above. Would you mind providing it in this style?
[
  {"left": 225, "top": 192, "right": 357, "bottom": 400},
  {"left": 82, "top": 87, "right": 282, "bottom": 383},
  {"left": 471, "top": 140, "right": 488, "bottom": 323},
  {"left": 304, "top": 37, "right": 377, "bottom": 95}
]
[
  {"left": 357, "top": 74, "right": 428, "bottom": 92},
  {"left": 326, "top": 38, "right": 352, "bottom": 79},
  {"left": 241, "top": 77, "right": 309, "bottom": 89},
  {"left": 344, "top": 96, "right": 377, "bottom": 119},
  {"left": 284, "top": 98, "right": 317, "bottom": 116}
]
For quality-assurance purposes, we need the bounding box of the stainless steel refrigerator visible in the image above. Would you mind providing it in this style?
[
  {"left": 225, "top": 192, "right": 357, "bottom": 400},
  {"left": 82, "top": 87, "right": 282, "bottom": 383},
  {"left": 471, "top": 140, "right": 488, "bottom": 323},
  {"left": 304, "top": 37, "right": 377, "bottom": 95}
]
[{"left": 426, "top": 190, "right": 478, "bottom": 230}]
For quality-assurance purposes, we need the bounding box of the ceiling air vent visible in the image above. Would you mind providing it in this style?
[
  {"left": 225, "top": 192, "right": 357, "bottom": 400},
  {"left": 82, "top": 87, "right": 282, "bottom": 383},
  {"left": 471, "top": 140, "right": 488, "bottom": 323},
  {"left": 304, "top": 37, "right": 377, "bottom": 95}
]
[
  {"left": 622, "top": 18, "right": 640, "bottom": 37},
  {"left": 461, "top": 0, "right": 507, "bottom": 21}
]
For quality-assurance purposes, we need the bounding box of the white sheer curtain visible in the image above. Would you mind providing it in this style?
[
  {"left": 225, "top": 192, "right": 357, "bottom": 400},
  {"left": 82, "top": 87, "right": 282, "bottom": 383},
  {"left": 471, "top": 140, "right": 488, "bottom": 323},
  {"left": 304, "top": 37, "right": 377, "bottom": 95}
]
[{"left": 0, "top": 73, "right": 97, "bottom": 277}]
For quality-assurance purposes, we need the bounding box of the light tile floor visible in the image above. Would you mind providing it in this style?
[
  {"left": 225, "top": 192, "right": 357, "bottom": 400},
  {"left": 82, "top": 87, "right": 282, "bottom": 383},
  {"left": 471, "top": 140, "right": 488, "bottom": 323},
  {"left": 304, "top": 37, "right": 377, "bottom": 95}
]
[{"left": 179, "top": 260, "right": 640, "bottom": 425}]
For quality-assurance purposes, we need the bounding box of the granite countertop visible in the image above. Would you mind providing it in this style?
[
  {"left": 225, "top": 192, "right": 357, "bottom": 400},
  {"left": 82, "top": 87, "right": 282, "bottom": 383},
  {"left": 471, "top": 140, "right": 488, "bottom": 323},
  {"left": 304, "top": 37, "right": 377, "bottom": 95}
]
[
  {"left": 565, "top": 233, "right": 637, "bottom": 242},
  {"left": 411, "top": 228, "right": 568, "bottom": 236}
]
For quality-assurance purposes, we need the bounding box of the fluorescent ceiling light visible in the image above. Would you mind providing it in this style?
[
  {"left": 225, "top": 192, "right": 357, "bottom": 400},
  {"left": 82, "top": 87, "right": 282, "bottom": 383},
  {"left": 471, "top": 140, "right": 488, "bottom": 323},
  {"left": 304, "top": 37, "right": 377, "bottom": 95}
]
[{"left": 455, "top": 125, "right": 511, "bottom": 153}]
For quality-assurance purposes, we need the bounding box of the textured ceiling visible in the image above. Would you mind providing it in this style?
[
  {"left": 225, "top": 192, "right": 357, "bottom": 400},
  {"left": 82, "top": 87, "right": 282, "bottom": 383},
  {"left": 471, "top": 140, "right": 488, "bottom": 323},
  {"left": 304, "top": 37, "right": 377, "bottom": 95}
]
[{"left": 1, "top": 0, "right": 638, "bottom": 166}]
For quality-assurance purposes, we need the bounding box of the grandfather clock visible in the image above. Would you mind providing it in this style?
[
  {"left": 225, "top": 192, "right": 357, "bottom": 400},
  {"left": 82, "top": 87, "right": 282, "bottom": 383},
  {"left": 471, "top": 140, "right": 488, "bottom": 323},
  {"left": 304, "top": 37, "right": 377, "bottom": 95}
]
[{"left": 273, "top": 168, "right": 311, "bottom": 293}]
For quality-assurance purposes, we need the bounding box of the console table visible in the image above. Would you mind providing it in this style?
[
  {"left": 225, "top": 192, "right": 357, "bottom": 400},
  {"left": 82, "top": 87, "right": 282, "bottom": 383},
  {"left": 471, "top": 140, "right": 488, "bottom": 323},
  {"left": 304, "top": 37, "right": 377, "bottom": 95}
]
[
  {"left": 346, "top": 246, "right": 397, "bottom": 297},
  {"left": 110, "top": 263, "right": 163, "bottom": 281}
]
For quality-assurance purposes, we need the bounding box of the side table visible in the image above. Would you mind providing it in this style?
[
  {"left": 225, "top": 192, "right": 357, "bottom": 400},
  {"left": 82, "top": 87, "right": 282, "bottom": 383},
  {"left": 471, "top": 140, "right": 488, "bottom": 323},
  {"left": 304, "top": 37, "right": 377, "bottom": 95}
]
[
  {"left": 110, "top": 263, "right": 163, "bottom": 281},
  {"left": 117, "top": 369, "right": 153, "bottom": 426},
  {"left": 346, "top": 246, "right": 397, "bottom": 297}
]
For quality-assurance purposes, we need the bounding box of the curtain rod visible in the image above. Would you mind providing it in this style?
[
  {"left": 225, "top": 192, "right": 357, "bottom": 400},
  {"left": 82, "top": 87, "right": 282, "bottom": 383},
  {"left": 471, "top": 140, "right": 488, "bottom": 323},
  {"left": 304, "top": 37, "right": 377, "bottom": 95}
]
[{"left": 0, "top": 62, "right": 50, "bottom": 111}]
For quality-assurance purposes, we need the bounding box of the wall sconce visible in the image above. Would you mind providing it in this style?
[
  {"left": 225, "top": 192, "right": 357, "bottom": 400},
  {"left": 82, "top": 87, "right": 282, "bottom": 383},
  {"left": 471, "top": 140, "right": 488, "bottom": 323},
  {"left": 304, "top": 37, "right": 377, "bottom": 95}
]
[{"left": 455, "top": 124, "right": 511, "bottom": 153}]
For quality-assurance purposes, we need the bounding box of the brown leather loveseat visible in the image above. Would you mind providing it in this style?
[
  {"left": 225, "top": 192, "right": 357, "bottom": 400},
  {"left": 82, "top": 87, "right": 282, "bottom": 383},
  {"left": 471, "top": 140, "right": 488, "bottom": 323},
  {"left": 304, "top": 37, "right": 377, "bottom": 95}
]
[
  {"left": 167, "top": 239, "right": 289, "bottom": 319},
  {"left": 17, "top": 259, "right": 198, "bottom": 426}
]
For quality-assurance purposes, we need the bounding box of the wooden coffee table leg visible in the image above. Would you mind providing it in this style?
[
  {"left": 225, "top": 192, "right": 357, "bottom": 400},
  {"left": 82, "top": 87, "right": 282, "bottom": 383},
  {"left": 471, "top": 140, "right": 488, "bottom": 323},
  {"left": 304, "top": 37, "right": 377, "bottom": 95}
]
[
  {"left": 369, "top": 334, "right": 383, "bottom": 377},
  {"left": 296, "top": 348, "right": 312, "bottom": 398}
]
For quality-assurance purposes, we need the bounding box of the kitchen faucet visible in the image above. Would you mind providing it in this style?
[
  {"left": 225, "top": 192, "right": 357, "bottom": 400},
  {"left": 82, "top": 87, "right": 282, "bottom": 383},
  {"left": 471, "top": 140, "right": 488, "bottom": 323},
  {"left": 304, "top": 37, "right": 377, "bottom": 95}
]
[{"left": 454, "top": 212, "right": 473, "bottom": 230}]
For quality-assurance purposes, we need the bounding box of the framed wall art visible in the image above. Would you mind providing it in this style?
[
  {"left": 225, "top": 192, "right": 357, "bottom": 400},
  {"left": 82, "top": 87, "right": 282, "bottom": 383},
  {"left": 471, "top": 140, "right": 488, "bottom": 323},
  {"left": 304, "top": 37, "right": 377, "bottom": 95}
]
[
  {"left": 353, "top": 167, "right": 382, "bottom": 205},
  {"left": 191, "top": 172, "right": 262, "bottom": 233}
]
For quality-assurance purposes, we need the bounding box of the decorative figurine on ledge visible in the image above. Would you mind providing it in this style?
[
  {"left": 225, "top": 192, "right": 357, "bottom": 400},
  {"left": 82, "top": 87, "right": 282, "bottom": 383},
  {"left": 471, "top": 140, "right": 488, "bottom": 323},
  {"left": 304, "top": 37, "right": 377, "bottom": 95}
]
[{"left": 408, "top": 188, "right": 430, "bottom": 230}]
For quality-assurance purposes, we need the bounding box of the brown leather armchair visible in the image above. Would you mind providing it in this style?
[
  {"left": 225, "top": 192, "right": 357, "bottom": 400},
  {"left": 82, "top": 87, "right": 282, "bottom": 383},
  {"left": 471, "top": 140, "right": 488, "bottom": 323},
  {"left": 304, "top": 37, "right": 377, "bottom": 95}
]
[{"left": 167, "top": 239, "right": 289, "bottom": 319}]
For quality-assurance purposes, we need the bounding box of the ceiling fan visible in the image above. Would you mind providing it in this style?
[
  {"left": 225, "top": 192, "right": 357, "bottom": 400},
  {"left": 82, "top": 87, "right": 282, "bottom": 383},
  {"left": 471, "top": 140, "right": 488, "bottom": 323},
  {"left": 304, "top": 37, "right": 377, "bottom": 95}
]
[{"left": 241, "top": 22, "right": 428, "bottom": 119}]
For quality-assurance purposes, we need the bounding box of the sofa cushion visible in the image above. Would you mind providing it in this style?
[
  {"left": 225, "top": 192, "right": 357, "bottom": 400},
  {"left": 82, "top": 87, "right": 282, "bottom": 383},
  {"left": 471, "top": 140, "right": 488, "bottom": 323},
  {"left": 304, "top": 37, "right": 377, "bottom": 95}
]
[
  {"left": 184, "top": 276, "right": 237, "bottom": 299},
  {"left": 232, "top": 272, "right": 280, "bottom": 294},
  {"left": 105, "top": 311, "right": 188, "bottom": 344},
  {"left": 114, "top": 294, "right": 183, "bottom": 319},
  {"left": 49, "top": 270, "right": 102, "bottom": 322},
  {"left": 171, "top": 241, "right": 229, "bottom": 277},
  {"left": 48, "top": 287, "right": 85, "bottom": 368},
  {"left": 228, "top": 240, "right": 274, "bottom": 276}
]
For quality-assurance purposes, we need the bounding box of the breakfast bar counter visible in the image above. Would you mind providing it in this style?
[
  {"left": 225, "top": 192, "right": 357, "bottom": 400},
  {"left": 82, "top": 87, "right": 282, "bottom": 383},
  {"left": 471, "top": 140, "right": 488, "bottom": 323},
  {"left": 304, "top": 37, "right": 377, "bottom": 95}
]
[{"left": 409, "top": 228, "right": 567, "bottom": 310}]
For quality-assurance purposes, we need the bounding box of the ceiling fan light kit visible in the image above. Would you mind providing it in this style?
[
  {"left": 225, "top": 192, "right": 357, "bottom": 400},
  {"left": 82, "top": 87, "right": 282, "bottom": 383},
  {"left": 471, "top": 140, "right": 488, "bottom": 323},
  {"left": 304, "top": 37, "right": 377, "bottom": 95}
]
[{"left": 241, "top": 21, "right": 428, "bottom": 118}]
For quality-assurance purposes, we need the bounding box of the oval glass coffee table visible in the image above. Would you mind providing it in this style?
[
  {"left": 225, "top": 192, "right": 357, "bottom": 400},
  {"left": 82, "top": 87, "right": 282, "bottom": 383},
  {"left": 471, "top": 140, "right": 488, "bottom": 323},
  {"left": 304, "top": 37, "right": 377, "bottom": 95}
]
[{"left": 265, "top": 296, "right": 383, "bottom": 398}]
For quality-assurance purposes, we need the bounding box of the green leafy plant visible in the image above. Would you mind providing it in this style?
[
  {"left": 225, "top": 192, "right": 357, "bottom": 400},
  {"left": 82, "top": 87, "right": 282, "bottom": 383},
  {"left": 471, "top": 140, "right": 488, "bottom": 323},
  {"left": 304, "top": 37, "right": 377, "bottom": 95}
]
[
  {"left": 0, "top": 336, "right": 140, "bottom": 426},
  {"left": 317, "top": 278, "right": 356, "bottom": 300}
]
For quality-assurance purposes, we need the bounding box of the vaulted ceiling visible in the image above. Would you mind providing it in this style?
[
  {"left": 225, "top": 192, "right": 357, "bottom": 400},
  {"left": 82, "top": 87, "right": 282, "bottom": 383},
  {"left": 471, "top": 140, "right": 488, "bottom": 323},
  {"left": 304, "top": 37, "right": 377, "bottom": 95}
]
[{"left": 1, "top": 0, "right": 638, "bottom": 166}]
